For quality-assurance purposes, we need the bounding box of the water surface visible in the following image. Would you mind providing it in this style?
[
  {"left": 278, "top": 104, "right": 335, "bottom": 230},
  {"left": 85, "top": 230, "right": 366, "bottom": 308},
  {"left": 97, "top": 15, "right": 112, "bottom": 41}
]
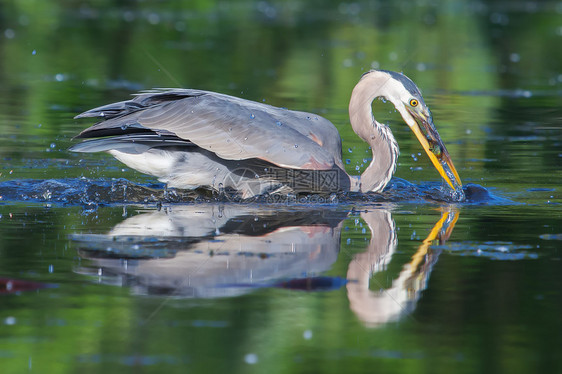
[{"left": 0, "top": 1, "right": 561, "bottom": 373}]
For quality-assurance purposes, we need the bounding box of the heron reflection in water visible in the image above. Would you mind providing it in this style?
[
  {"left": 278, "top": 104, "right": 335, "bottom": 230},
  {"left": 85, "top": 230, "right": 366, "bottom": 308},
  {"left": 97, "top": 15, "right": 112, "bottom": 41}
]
[
  {"left": 73, "top": 205, "right": 458, "bottom": 327},
  {"left": 71, "top": 70, "right": 462, "bottom": 198}
]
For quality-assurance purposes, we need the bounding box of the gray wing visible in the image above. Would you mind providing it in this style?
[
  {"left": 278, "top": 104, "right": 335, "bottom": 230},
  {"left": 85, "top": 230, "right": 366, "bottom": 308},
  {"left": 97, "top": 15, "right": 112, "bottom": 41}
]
[{"left": 73, "top": 89, "right": 343, "bottom": 170}]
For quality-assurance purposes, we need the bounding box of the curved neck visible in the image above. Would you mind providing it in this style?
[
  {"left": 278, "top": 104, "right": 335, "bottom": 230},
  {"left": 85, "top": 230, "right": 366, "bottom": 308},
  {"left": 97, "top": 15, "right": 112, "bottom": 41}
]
[{"left": 349, "top": 72, "right": 399, "bottom": 193}]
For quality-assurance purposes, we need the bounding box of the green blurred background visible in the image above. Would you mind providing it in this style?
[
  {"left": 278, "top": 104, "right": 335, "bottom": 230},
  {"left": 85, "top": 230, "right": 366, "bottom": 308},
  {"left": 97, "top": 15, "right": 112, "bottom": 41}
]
[{"left": 0, "top": 1, "right": 561, "bottom": 373}]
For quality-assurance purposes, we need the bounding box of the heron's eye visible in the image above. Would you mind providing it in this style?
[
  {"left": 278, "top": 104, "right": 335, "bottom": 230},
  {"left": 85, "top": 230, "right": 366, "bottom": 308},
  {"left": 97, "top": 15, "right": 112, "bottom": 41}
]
[{"left": 409, "top": 99, "right": 419, "bottom": 107}]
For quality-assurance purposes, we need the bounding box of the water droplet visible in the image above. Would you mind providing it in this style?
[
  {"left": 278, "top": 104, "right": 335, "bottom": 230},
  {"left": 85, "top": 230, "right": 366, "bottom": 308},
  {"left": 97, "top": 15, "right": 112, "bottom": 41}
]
[
  {"left": 250, "top": 113, "right": 255, "bottom": 119},
  {"left": 294, "top": 144, "right": 298, "bottom": 148},
  {"left": 50, "top": 143, "right": 56, "bottom": 149},
  {"left": 345, "top": 159, "right": 351, "bottom": 164},
  {"left": 4, "top": 29, "right": 15, "bottom": 39},
  {"left": 121, "top": 124, "right": 129, "bottom": 130},
  {"left": 31, "top": 49, "right": 37, "bottom": 55},
  {"left": 244, "top": 137, "right": 248, "bottom": 141},
  {"left": 355, "top": 165, "right": 360, "bottom": 171},
  {"left": 276, "top": 121, "right": 282, "bottom": 126},
  {"left": 147, "top": 12, "right": 160, "bottom": 24},
  {"left": 244, "top": 353, "right": 258, "bottom": 364},
  {"left": 348, "top": 148, "right": 353, "bottom": 153}
]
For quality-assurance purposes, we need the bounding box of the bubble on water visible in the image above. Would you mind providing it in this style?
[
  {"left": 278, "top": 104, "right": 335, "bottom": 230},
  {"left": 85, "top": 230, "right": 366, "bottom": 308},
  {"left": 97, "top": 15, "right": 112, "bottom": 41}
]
[
  {"left": 490, "top": 12, "right": 509, "bottom": 25},
  {"left": 244, "top": 353, "right": 258, "bottom": 364},
  {"left": 147, "top": 13, "right": 160, "bottom": 24},
  {"left": 123, "top": 10, "right": 135, "bottom": 22},
  {"left": 174, "top": 21, "right": 186, "bottom": 31},
  {"left": 509, "top": 53, "right": 520, "bottom": 63},
  {"left": 4, "top": 29, "right": 15, "bottom": 39}
]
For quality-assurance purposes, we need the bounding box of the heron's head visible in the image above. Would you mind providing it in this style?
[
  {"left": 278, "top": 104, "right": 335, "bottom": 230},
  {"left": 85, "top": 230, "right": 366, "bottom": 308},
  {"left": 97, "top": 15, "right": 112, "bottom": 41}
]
[{"left": 362, "top": 70, "right": 462, "bottom": 191}]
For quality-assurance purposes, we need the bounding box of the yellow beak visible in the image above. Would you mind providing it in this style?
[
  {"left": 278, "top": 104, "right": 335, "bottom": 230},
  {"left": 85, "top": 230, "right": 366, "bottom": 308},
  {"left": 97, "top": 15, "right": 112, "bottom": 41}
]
[{"left": 407, "top": 109, "right": 462, "bottom": 191}]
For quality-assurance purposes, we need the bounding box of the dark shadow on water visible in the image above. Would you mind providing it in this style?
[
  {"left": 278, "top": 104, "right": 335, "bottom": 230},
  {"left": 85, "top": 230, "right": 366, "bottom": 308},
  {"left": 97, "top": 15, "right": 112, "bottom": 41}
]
[{"left": 0, "top": 177, "right": 513, "bottom": 206}]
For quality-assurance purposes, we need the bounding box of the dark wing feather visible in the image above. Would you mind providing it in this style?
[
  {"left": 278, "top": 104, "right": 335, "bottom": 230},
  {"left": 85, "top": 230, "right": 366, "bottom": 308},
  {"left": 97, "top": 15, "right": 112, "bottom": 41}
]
[
  {"left": 69, "top": 134, "right": 193, "bottom": 154},
  {"left": 74, "top": 89, "right": 343, "bottom": 170}
]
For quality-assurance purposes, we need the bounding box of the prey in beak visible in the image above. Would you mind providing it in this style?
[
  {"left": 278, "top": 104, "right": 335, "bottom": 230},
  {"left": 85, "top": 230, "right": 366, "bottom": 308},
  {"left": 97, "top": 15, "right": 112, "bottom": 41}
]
[{"left": 406, "top": 106, "right": 462, "bottom": 192}]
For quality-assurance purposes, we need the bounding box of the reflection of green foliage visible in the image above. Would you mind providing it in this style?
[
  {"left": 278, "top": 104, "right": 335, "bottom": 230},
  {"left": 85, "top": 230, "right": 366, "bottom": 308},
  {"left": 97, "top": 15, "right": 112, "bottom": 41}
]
[
  {"left": 0, "top": 2, "right": 561, "bottom": 371},
  {"left": 2, "top": 0, "right": 558, "bottom": 189},
  {"left": 0, "top": 204, "right": 560, "bottom": 373}
]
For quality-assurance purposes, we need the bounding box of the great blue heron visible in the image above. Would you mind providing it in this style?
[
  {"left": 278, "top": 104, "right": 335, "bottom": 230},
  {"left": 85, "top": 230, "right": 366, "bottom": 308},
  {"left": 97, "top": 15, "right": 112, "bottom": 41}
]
[{"left": 70, "top": 69, "right": 462, "bottom": 197}]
